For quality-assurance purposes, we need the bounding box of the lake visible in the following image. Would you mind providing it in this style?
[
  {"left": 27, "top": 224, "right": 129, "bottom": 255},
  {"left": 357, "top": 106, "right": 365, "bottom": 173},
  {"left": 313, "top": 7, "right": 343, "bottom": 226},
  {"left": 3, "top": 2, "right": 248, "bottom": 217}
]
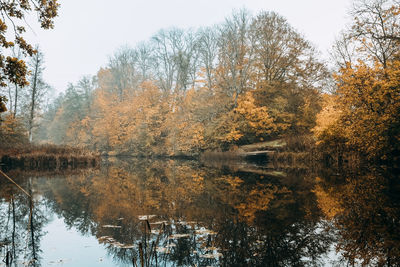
[{"left": 0, "top": 158, "right": 399, "bottom": 266}]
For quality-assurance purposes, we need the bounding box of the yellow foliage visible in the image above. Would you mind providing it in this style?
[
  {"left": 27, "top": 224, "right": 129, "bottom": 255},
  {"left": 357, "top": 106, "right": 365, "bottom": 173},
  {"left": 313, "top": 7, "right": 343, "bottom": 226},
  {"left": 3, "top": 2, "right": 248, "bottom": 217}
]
[
  {"left": 312, "top": 182, "right": 343, "bottom": 219},
  {"left": 313, "top": 93, "right": 343, "bottom": 145},
  {"left": 0, "top": 114, "right": 28, "bottom": 145},
  {"left": 235, "top": 185, "right": 277, "bottom": 222},
  {"left": 215, "top": 91, "right": 275, "bottom": 144},
  {"left": 236, "top": 91, "right": 275, "bottom": 136},
  {"left": 320, "top": 60, "right": 400, "bottom": 159}
]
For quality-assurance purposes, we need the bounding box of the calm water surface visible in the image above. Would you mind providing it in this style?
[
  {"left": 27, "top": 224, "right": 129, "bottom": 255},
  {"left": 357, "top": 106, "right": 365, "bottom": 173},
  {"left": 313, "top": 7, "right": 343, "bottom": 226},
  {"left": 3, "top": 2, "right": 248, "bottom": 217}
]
[{"left": 0, "top": 158, "right": 399, "bottom": 266}]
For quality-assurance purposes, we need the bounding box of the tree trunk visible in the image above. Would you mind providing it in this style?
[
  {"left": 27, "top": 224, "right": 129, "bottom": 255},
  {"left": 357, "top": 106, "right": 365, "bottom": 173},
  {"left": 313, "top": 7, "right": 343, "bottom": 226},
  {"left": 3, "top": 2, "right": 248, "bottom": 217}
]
[
  {"left": 28, "top": 53, "right": 40, "bottom": 142},
  {"left": 13, "top": 84, "right": 18, "bottom": 118}
]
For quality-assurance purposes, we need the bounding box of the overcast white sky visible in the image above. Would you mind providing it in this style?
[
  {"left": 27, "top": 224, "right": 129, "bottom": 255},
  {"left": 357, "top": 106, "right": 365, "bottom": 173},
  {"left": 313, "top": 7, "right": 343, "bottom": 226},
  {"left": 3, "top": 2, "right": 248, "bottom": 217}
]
[{"left": 25, "top": 0, "right": 353, "bottom": 93}]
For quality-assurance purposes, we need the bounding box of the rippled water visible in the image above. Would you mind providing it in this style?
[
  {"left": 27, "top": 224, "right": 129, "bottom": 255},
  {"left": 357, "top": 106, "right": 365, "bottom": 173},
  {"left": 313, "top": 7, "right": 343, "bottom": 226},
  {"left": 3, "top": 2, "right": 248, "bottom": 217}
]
[{"left": 0, "top": 158, "right": 399, "bottom": 266}]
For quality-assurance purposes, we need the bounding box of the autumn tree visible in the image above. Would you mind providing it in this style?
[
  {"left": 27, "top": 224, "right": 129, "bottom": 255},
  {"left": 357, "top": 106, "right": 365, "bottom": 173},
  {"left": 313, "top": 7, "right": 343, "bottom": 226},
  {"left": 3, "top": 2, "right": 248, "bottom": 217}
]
[
  {"left": 0, "top": 114, "right": 27, "bottom": 146},
  {"left": 250, "top": 11, "right": 326, "bottom": 136},
  {"left": 336, "top": 61, "right": 400, "bottom": 160},
  {"left": 316, "top": 0, "right": 400, "bottom": 161},
  {"left": 315, "top": 60, "right": 400, "bottom": 161},
  {"left": 38, "top": 9, "right": 328, "bottom": 154},
  {"left": 208, "top": 91, "right": 275, "bottom": 147}
]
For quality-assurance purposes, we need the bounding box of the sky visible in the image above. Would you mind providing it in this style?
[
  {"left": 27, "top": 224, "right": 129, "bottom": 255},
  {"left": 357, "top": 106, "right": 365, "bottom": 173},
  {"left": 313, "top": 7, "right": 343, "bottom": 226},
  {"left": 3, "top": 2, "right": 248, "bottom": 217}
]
[{"left": 24, "top": 0, "right": 353, "bottom": 94}]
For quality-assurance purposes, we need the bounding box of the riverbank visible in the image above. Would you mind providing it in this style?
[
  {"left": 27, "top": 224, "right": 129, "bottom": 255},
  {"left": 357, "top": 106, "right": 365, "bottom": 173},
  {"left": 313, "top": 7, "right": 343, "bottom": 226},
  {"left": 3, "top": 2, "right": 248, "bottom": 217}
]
[
  {"left": 0, "top": 144, "right": 100, "bottom": 170},
  {"left": 200, "top": 136, "right": 363, "bottom": 169}
]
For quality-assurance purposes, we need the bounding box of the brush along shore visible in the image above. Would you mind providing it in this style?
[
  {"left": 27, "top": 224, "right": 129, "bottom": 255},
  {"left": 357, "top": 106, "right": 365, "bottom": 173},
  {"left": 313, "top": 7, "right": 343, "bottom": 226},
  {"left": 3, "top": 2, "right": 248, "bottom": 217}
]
[{"left": 0, "top": 144, "right": 100, "bottom": 170}]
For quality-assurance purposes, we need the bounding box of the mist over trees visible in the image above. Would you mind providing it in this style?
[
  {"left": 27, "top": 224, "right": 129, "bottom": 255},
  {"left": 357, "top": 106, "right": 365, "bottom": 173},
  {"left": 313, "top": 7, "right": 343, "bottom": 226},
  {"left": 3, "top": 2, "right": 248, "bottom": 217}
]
[
  {"left": 37, "top": 9, "right": 326, "bottom": 156},
  {"left": 0, "top": 47, "right": 53, "bottom": 146},
  {"left": 0, "top": 47, "right": 53, "bottom": 145},
  {"left": 0, "top": 0, "right": 398, "bottom": 162},
  {"left": 23, "top": 48, "right": 51, "bottom": 142},
  {"left": 0, "top": 0, "right": 59, "bottom": 147}
]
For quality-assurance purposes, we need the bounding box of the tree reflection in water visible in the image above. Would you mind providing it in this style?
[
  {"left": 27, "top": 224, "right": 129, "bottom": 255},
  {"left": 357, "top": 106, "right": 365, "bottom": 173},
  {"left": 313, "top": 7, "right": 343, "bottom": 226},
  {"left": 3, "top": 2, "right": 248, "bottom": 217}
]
[
  {"left": 315, "top": 167, "right": 400, "bottom": 266},
  {"left": 36, "top": 159, "right": 334, "bottom": 266},
  {"left": 0, "top": 172, "right": 49, "bottom": 267},
  {"left": 1, "top": 160, "right": 399, "bottom": 266}
]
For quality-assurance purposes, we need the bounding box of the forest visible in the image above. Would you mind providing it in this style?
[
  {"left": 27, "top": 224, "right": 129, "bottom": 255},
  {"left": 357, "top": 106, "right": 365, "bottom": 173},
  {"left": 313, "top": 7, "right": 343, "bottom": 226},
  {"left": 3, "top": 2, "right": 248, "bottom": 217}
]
[
  {"left": 1, "top": 1, "right": 400, "bottom": 266},
  {"left": 0, "top": 0, "right": 399, "bottom": 163}
]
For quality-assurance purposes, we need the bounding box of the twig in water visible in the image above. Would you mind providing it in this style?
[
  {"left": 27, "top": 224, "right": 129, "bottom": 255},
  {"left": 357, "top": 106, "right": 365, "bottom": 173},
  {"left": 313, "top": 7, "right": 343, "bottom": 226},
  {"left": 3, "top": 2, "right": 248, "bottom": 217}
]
[{"left": 0, "top": 170, "right": 31, "bottom": 198}]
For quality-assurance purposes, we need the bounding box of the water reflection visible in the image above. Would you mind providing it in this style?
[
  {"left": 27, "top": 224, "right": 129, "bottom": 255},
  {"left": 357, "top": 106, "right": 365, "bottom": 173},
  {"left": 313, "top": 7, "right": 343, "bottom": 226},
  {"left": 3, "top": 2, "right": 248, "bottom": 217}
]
[
  {"left": 315, "top": 167, "right": 400, "bottom": 266},
  {"left": 0, "top": 159, "right": 399, "bottom": 266},
  {"left": 0, "top": 173, "right": 49, "bottom": 266}
]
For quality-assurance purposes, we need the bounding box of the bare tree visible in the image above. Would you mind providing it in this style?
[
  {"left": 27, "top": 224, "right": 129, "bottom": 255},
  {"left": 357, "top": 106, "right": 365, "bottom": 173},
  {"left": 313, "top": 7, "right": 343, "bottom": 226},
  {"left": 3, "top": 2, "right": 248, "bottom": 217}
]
[
  {"left": 217, "top": 9, "right": 255, "bottom": 107},
  {"left": 350, "top": 0, "right": 400, "bottom": 67},
  {"left": 151, "top": 29, "right": 178, "bottom": 92},
  {"left": 23, "top": 47, "right": 50, "bottom": 142},
  {"left": 197, "top": 27, "right": 219, "bottom": 89},
  {"left": 9, "top": 47, "right": 26, "bottom": 117},
  {"left": 330, "top": 31, "right": 357, "bottom": 69},
  {"left": 136, "top": 42, "right": 154, "bottom": 82},
  {"left": 108, "top": 47, "right": 139, "bottom": 99},
  {"left": 151, "top": 28, "right": 200, "bottom": 93}
]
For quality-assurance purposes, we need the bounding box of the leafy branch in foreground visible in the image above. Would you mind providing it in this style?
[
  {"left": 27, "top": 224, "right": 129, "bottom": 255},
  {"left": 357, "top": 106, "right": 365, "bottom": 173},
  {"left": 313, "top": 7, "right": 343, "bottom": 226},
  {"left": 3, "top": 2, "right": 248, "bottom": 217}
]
[{"left": 0, "top": 0, "right": 59, "bottom": 87}]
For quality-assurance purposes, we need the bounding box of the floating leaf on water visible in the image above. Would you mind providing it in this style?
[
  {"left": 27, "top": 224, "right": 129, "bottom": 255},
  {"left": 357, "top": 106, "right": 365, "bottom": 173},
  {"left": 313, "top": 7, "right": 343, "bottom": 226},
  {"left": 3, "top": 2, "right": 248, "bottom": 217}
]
[
  {"left": 200, "top": 254, "right": 216, "bottom": 259},
  {"left": 48, "top": 258, "right": 71, "bottom": 265},
  {"left": 195, "top": 229, "right": 217, "bottom": 235},
  {"left": 110, "top": 241, "right": 125, "bottom": 248},
  {"left": 176, "top": 220, "right": 197, "bottom": 225},
  {"left": 156, "top": 247, "right": 169, "bottom": 253},
  {"left": 267, "top": 171, "right": 286, "bottom": 177},
  {"left": 169, "top": 234, "right": 190, "bottom": 239},
  {"left": 98, "top": 235, "right": 113, "bottom": 241},
  {"left": 200, "top": 252, "right": 223, "bottom": 259},
  {"left": 150, "top": 220, "right": 168, "bottom": 225},
  {"left": 98, "top": 236, "right": 116, "bottom": 244},
  {"left": 138, "top": 215, "right": 156, "bottom": 220},
  {"left": 121, "top": 244, "right": 135, "bottom": 249},
  {"left": 102, "top": 225, "right": 122, "bottom": 228}
]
